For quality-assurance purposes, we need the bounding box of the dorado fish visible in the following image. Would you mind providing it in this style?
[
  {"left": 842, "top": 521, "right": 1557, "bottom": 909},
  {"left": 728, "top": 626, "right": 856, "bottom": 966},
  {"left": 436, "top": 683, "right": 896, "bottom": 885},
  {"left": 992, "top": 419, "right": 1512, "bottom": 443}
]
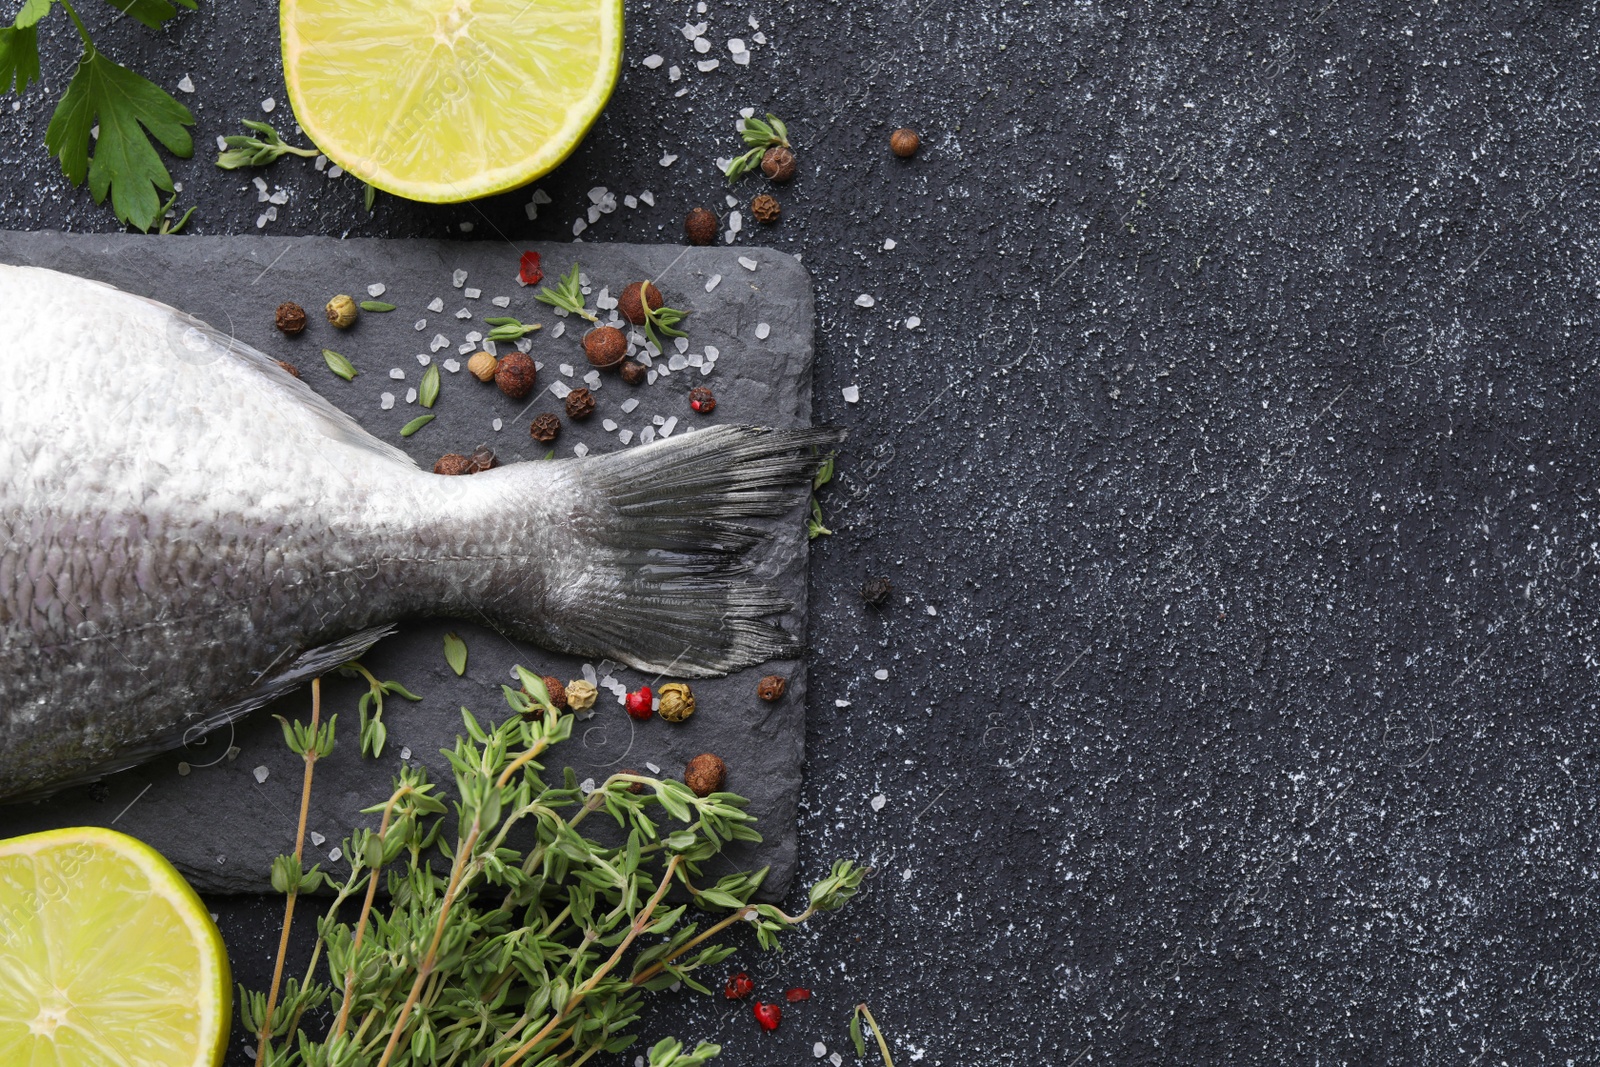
[{"left": 0, "top": 264, "right": 834, "bottom": 801}]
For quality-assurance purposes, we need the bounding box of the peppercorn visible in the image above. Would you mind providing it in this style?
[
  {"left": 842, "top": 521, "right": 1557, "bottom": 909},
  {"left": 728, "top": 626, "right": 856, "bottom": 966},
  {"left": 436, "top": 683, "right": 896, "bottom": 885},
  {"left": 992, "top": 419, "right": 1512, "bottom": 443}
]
[
  {"left": 625, "top": 687, "right": 654, "bottom": 721},
  {"left": 862, "top": 576, "right": 893, "bottom": 606},
  {"left": 433, "top": 453, "right": 473, "bottom": 476},
  {"left": 750, "top": 194, "right": 781, "bottom": 224},
  {"left": 467, "top": 350, "right": 499, "bottom": 382},
  {"left": 495, "top": 351, "right": 537, "bottom": 398},
  {"left": 620, "top": 360, "right": 647, "bottom": 385},
  {"left": 756, "top": 675, "right": 787, "bottom": 702},
  {"left": 657, "top": 682, "right": 696, "bottom": 723},
  {"left": 542, "top": 675, "right": 568, "bottom": 709},
  {"left": 274, "top": 301, "right": 308, "bottom": 335},
  {"left": 566, "top": 679, "right": 598, "bottom": 711},
  {"left": 467, "top": 446, "right": 499, "bottom": 473},
  {"left": 890, "top": 127, "right": 921, "bottom": 158},
  {"left": 685, "top": 207, "right": 718, "bottom": 246},
  {"left": 684, "top": 753, "right": 727, "bottom": 797},
  {"left": 583, "top": 326, "right": 627, "bottom": 369},
  {"left": 274, "top": 359, "right": 301, "bottom": 379},
  {"left": 615, "top": 769, "right": 645, "bottom": 795},
  {"left": 565, "top": 388, "right": 597, "bottom": 420},
  {"left": 618, "top": 281, "right": 664, "bottom": 325},
  {"left": 325, "top": 294, "right": 359, "bottom": 329},
  {"left": 688, "top": 387, "right": 716, "bottom": 414},
  {"left": 761, "top": 145, "right": 797, "bottom": 183},
  {"left": 529, "top": 413, "right": 560, "bottom": 443}
]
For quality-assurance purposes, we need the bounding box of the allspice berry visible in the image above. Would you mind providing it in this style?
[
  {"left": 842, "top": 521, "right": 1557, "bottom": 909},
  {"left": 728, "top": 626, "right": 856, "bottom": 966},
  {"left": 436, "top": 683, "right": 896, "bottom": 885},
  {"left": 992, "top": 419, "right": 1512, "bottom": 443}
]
[
  {"left": 325, "top": 294, "right": 359, "bottom": 329},
  {"left": 275, "top": 359, "right": 301, "bottom": 379},
  {"left": 688, "top": 386, "right": 716, "bottom": 414},
  {"left": 618, "top": 281, "right": 663, "bottom": 325},
  {"left": 466, "top": 446, "right": 499, "bottom": 473},
  {"left": 685, "top": 206, "right": 718, "bottom": 246},
  {"left": 542, "top": 675, "right": 568, "bottom": 709},
  {"left": 761, "top": 145, "right": 797, "bottom": 183},
  {"left": 433, "top": 453, "right": 473, "bottom": 476},
  {"left": 529, "top": 413, "right": 560, "bottom": 443},
  {"left": 684, "top": 753, "right": 727, "bottom": 797},
  {"left": 583, "top": 326, "right": 627, "bottom": 369},
  {"left": 756, "top": 675, "right": 787, "bottom": 702},
  {"left": 751, "top": 194, "right": 781, "bottom": 224},
  {"left": 620, "top": 360, "right": 647, "bottom": 385},
  {"left": 890, "top": 127, "right": 921, "bottom": 158},
  {"left": 565, "top": 387, "right": 597, "bottom": 419},
  {"left": 467, "top": 350, "right": 499, "bottom": 382},
  {"left": 495, "top": 351, "right": 537, "bottom": 398},
  {"left": 862, "top": 576, "right": 893, "bottom": 606},
  {"left": 566, "top": 680, "right": 598, "bottom": 711},
  {"left": 616, "top": 769, "right": 646, "bottom": 795},
  {"left": 657, "top": 682, "right": 696, "bottom": 723},
  {"left": 274, "top": 301, "right": 308, "bottom": 335}
]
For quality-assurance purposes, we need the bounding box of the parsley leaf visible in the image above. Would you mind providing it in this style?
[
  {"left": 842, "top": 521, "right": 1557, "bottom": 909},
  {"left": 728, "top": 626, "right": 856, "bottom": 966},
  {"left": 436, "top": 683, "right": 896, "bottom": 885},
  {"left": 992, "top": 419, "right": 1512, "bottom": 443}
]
[
  {"left": 100, "top": 0, "right": 195, "bottom": 32},
  {"left": 44, "top": 46, "right": 195, "bottom": 232},
  {"left": 0, "top": 25, "right": 40, "bottom": 93}
]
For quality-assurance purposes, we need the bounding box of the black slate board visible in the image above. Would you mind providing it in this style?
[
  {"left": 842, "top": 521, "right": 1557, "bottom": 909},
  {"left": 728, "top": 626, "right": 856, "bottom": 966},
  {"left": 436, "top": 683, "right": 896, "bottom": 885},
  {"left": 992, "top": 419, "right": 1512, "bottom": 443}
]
[{"left": 0, "top": 231, "right": 817, "bottom": 899}]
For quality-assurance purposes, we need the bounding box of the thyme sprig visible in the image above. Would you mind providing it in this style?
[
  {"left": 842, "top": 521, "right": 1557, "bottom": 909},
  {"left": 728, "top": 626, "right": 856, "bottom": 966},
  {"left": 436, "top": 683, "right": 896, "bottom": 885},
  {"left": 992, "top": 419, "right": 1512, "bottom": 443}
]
[
  {"left": 808, "top": 451, "right": 836, "bottom": 539},
  {"left": 483, "top": 316, "right": 543, "bottom": 342},
  {"left": 722, "top": 113, "right": 790, "bottom": 183},
  {"left": 639, "top": 285, "right": 688, "bottom": 354},
  {"left": 534, "top": 261, "right": 598, "bottom": 322},
  {"left": 340, "top": 661, "right": 421, "bottom": 758},
  {"left": 215, "top": 119, "right": 319, "bottom": 169},
  {"left": 245, "top": 664, "right": 865, "bottom": 1067}
]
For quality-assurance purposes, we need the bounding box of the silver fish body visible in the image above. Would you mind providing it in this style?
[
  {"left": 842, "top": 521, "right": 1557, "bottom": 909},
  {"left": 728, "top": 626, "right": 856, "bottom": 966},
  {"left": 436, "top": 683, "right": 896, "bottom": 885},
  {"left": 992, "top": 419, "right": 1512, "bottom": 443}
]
[{"left": 0, "top": 265, "right": 831, "bottom": 800}]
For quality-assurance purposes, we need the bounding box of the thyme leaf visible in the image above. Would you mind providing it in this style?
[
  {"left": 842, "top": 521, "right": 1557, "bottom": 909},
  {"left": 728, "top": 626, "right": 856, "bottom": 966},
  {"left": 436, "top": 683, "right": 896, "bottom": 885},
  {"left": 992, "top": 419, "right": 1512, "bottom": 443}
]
[{"left": 534, "top": 261, "right": 598, "bottom": 322}]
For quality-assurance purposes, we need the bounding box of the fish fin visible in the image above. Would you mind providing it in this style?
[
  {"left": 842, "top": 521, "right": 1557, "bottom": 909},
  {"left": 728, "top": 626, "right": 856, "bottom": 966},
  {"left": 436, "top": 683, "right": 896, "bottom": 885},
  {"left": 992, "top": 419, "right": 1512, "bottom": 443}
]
[{"left": 526, "top": 425, "right": 843, "bottom": 678}]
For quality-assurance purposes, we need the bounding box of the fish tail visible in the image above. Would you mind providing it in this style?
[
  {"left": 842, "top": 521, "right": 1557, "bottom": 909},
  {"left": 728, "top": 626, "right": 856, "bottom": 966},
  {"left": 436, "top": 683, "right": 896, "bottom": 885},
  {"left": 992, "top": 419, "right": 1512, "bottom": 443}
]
[{"left": 526, "top": 425, "right": 842, "bottom": 677}]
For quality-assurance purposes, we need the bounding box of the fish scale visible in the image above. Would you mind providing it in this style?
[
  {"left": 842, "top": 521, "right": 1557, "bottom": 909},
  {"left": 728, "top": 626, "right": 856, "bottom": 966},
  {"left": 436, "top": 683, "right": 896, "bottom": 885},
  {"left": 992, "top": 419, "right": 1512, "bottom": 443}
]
[{"left": 0, "top": 264, "right": 836, "bottom": 800}]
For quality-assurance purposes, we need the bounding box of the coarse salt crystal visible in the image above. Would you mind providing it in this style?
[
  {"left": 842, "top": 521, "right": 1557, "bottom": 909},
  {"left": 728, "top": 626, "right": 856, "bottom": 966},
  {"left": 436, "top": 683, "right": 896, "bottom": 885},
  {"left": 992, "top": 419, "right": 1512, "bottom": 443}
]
[
  {"left": 874, "top": 668, "right": 889, "bottom": 680},
  {"left": 754, "top": 30, "right": 767, "bottom": 43},
  {"left": 870, "top": 794, "right": 887, "bottom": 811},
  {"left": 416, "top": 354, "right": 431, "bottom": 366},
  {"left": 329, "top": 847, "right": 342, "bottom": 862},
  {"left": 643, "top": 53, "right": 664, "bottom": 68},
  {"left": 640, "top": 426, "right": 656, "bottom": 444},
  {"left": 705, "top": 274, "right": 722, "bottom": 292},
  {"left": 728, "top": 38, "right": 745, "bottom": 52},
  {"left": 652, "top": 415, "right": 666, "bottom": 426},
  {"left": 551, "top": 380, "right": 573, "bottom": 399},
  {"left": 830, "top": 1055, "right": 843, "bottom": 1067},
  {"left": 647, "top": 370, "right": 658, "bottom": 384},
  {"left": 177, "top": 74, "right": 195, "bottom": 93},
  {"left": 755, "top": 322, "right": 771, "bottom": 339},
  {"left": 694, "top": 37, "right": 712, "bottom": 53},
  {"left": 457, "top": 342, "right": 475, "bottom": 355},
  {"left": 269, "top": 189, "right": 288, "bottom": 205},
  {"left": 452, "top": 269, "right": 468, "bottom": 287},
  {"left": 405, "top": 387, "right": 417, "bottom": 404},
  {"left": 732, "top": 51, "right": 751, "bottom": 65},
  {"left": 619, "top": 429, "right": 634, "bottom": 444},
  {"left": 728, "top": 210, "right": 743, "bottom": 233},
  {"left": 669, "top": 65, "right": 682, "bottom": 82},
  {"left": 855, "top": 293, "right": 876, "bottom": 307},
  {"left": 310, "top": 832, "right": 325, "bottom": 847},
  {"left": 430, "top": 334, "right": 449, "bottom": 352},
  {"left": 574, "top": 443, "right": 589, "bottom": 457},
  {"left": 465, "top": 330, "right": 482, "bottom": 342},
  {"left": 428, "top": 297, "right": 445, "bottom": 312},
  {"left": 624, "top": 194, "right": 638, "bottom": 209},
  {"left": 367, "top": 282, "right": 386, "bottom": 297},
  {"left": 455, "top": 308, "right": 471, "bottom": 319},
  {"left": 661, "top": 416, "right": 678, "bottom": 437},
  {"left": 905, "top": 316, "right": 922, "bottom": 328},
  {"left": 492, "top": 295, "right": 511, "bottom": 307},
  {"left": 460, "top": 221, "right": 474, "bottom": 233},
  {"left": 660, "top": 153, "right": 678, "bottom": 167},
  {"left": 738, "top": 256, "right": 758, "bottom": 271},
  {"left": 552, "top": 322, "right": 566, "bottom": 339},
  {"left": 443, "top": 358, "right": 461, "bottom": 373},
  {"left": 390, "top": 368, "right": 406, "bottom": 380},
  {"left": 253, "top": 766, "right": 269, "bottom": 784},
  {"left": 697, "top": 58, "right": 720, "bottom": 71},
  {"left": 679, "top": 337, "right": 694, "bottom": 354},
  {"left": 583, "top": 370, "right": 602, "bottom": 388},
  {"left": 836, "top": 699, "right": 851, "bottom": 708},
  {"left": 492, "top": 417, "right": 503, "bottom": 431},
  {"left": 464, "top": 287, "right": 481, "bottom": 299},
  {"left": 260, "top": 97, "right": 275, "bottom": 112},
  {"left": 814, "top": 1044, "right": 827, "bottom": 1059},
  {"left": 668, "top": 354, "right": 689, "bottom": 371},
  {"left": 380, "top": 393, "right": 395, "bottom": 410},
  {"left": 314, "top": 153, "right": 327, "bottom": 170},
  {"left": 926, "top": 604, "right": 938, "bottom": 615},
  {"left": 401, "top": 747, "right": 412, "bottom": 760},
  {"left": 573, "top": 217, "right": 588, "bottom": 236},
  {"left": 620, "top": 397, "right": 639, "bottom": 413},
  {"left": 559, "top": 363, "right": 575, "bottom": 377},
  {"left": 688, "top": 352, "right": 704, "bottom": 367},
  {"left": 516, "top": 338, "right": 533, "bottom": 352},
  {"left": 842, "top": 385, "right": 860, "bottom": 403},
  {"left": 701, "top": 363, "right": 714, "bottom": 376},
  {"left": 640, "top": 190, "right": 655, "bottom": 206},
  {"left": 883, "top": 238, "right": 897, "bottom": 251},
  {"left": 603, "top": 419, "right": 618, "bottom": 432},
  {"left": 327, "top": 164, "right": 344, "bottom": 178},
  {"left": 254, "top": 213, "right": 269, "bottom": 229}
]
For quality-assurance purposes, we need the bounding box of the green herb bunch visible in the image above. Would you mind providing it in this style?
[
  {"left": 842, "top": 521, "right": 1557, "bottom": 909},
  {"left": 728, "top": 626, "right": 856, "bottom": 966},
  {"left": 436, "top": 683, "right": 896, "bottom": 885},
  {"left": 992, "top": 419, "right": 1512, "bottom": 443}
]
[
  {"left": 0, "top": 0, "right": 199, "bottom": 231},
  {"left": 534, "top": 261, "right": 598, "bottom": 323},
  {"left": 243, "top": 667, "right": 865, "bottom": 1067},
  {"left": 637, "top": 285, "right": 688, "bottom": 355},
  {"left": 721, "top": 113, "right": 789, "bottom": 183}
]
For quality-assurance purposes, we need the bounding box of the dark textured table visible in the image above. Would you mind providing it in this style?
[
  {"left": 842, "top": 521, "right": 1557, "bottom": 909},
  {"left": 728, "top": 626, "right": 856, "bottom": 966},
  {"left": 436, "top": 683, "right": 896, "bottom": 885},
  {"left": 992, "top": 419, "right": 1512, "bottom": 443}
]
[{"left": 6, "top": 2, "right": 1600, "bottom": 1064}]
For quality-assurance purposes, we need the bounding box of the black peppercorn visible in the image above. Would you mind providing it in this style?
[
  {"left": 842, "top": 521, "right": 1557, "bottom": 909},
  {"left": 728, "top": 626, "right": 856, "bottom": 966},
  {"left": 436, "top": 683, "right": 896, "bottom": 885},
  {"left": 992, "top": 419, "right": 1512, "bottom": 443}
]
[
  {"left": 862, "top": 576, "right": 893, "bottom": 606},
  {"left": 466, "top": 446, "right": 499, "bottom": 473},
  {"left": 529, "top": 413, "right": 560, "bottom": 442},
  {"left": 565, "top": 388, "right": 597, "bottom": 419},
  {"left": 620, "top": 360, "right": 647, "bottom": 385},
  {"left": 274, "top": 302, "right": 307, "bottom": 335},
  {"left": 751, "top": 194, "right": 781, "bottom": 224},
  {"left": 688, "top": 386, "right": 716, "bottom": 414},
  {"left": 433, "top": 453, "right": 472, "bottom": 476}
]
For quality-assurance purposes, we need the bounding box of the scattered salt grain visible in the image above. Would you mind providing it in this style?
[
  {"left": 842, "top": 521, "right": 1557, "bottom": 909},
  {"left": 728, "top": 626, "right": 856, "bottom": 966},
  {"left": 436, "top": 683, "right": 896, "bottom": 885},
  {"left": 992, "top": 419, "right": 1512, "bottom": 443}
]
[
  {"left": 390, "top": 368, "right": 406, "bottom": 380},
  {"left": 559, "top": 363, "right": 575, "bottom": 377},
  {"left": 926, "top": 604, "right": 938, "bottom": 616},
  {"left": 416, "top": 354, "right": 431, "bottom": 366},
  {"left": 647, "top": 370, "right": 658, "bottom": 385},
  {"left": 705, "top": 274, "right": 722, "bottom": 293},
  {"left": 492, "top": 417, "right": 503, "bottom": 431},
  {"left": 870, "top": 794, "right": 887, "bottom": 811},
  {"left": 551, "top": 322, "right": 566, "bottom": 339},
  {"left": 874, "top": 668, "right": 889, "bottom": 680},
  {"left": 688, "top": 352, "right": 704, "bottom": 367},
  {"left": 668, "top": 353, "right": 689, "bottom": 371},
  {"left": 814, "top": 1044, "right": 827, "bottom": 1059},
  {"left": 855, "top": 293, "right": 876, "bottom": 307},
  {"left": 401, "top": 746, "right": 412, "bottom": 760},
  {"left": 178, "top": 763, "right": 190, "bottom": 776},
  {"left": 309, "top": 831, "right": 326, "bottom": 847},
  {"left": 905, "top": 315, "right": 921, "bottom": 328},
  {"left": 551, "top": 380, "right": 573, "bottom": 399},
  {"left": 253, "top": 766, "right": 269, "bottom": 784},
  {"left": 314, "top": 154, "right": 327, "bottom": 171},
  {"left": 660, "top": 153, "right": 678, "bottom": 167},
  {"left": 367, "top": 282, "right": 386, "bottom": 297},
  {"left": 603, "top": 418, "right": 618, "bottom": 432},
  {"left": 177, "top": 74, "right": 194, "bottom": 93},
  {"left": 405, "top": 387, "right": 418, "bottom": 404},
  {"left": 216, "top": 134, "right": 229, "bottom": 152},
  {"left": 640, "top": 426, "right": 656, "bottom": 444},
  {"left": 583, "top": 370, "right": 602, "bottom": 388},
  {"left": 443, "top": 358, "right": 461, "bottom": 373},
  {"left": 574, "top": 443, "right": 589, "bottom": 457},
  {"left": 697, "top": 58, "right": 720, "bottom": 71},
  {"left": 678, "top": 337, "right": 693, "bottom": 354},
  {"left": 492, "top": 295, "right": 511, "bottom": 307},
  {"left": 703, "top": 344, "right": 718, "bottom": 360},
  {"left": 430, "top": 334, "right": 449, "bottom": 352},
  {"left": 328, "top": 847, "right": 342, "bottom": 862},
  {"left": 452, "top": 269, "right": 468, "bottom": 288},
  {"left": 701, "top": 363, "right": 715, "bottom": 376},
  {"left": 694, "top": 37, "right": 712, "bottom": 54},
  {"left": 681, "top": 21, "right": 704, "bottom": 39},
  {"left": 755, "top": 322, "right": 771, "bottom": 339},
  {"left": 619, "top": 429, "right": 634, "bottom": 444},
  {"left": 642, "top": 53, "right": 664, "bottom": 68},
  {"left": 669, "top": 65, "right": 682, "bottom": 82},
  {"left": 579, "top": 777, "right": 597, "bottom": 794},
  {"left": 738, "top": 256, "right": 757, "bottom": 271},
  {"left": 455, "top": 308, "right": 472, "bottom": 319},
  {"left": 327, "top": 164, "right": 344, "bottom": 179},
  {"left": 661, "top": 416, "right": 678, "bottom": 437},
  {"left": 754, "top": 31, "right": 767, "bottom": 43},
  {"left": 842, "top": 384, "right": 860, "bottom": 403},
  {"left": 830, "top": 1054, "right": 843, "bottom": 1067},
  {"left": 728, "top": 38, "right": 746, "bottom": 52},
  {"left": 428, "top": 297, "right": 445, "bottom": 312},
  {"left": 260, "top": 97, "right": 275, "bottom": 112},
  {"left": 835, "top": 699, "right": 851, "bottom": 708},
  {"left": 465, "top": 330, "right": 482, "bottom": 343},
  {"left": 459, "top": 221, "right": 474, "bottom": 233},
  {"left": 464, "top": 287, "right": 481, "bottom": 299},
  {"left": 380, "top": 393, "right": 395, "bottom": 410},
  {"left": 620, "top": 397, "right": 640, "bottom": 413},
  {"left": 269, "top": 188, "right": 289, "bottom": 205},
  {"left": 624, "top": 194, "right": 638, "bottom": 209},
  {"left": 573, "top": 217, "right": 588, "bottom": 236},
  {"left": 883, "top": 238, "right": 897, "bottom": 251},
  {"left": 457, "top": 342, "right": 475, "bottom": 355},
  {"left": 727, "top": 210, "right": 743, "bottom": 234},
  {"left": 516, "top": 338, "right": 534, "bottom": 352},
  {"left": 732, "top": 50, "right": 751, "bottom": 65}
]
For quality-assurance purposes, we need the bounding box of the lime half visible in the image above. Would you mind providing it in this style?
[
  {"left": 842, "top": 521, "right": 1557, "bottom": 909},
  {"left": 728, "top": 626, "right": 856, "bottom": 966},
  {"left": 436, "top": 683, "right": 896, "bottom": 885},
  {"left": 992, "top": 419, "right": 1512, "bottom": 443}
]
[
  {"left": 0, "top": 827, "right": 230, "bottom": 1067},
  {"left": 282, "top": 0, "right": 624, "bottom": 202}
]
